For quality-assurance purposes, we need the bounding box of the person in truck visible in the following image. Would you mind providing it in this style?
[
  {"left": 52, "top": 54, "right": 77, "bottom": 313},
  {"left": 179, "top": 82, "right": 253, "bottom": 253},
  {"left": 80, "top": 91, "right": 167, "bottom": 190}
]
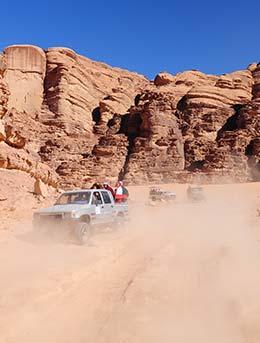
[
  {"left": 115, "top": 181, "right": 129, "bottom": 203},
  {"left": 91, "top": 182, "right": 102, "bottom": 189},
  {"left": 103, "top": 181, "right": 115, "bottom": 199}
]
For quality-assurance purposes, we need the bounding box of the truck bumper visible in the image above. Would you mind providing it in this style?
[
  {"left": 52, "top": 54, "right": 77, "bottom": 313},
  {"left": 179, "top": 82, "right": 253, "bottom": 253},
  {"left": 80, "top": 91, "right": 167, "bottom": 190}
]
[{"left": 33, "top": 216, "right": 79, "bottom": 230}]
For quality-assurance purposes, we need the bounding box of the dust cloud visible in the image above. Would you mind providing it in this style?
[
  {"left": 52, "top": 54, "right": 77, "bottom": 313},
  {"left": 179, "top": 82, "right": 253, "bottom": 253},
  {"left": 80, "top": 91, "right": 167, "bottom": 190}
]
[
  {"left": 98, "top": 183, "right": 260, "bottom": 343},
  {"left": 0, "top": 183, "right": 260, "bottom": 343}
]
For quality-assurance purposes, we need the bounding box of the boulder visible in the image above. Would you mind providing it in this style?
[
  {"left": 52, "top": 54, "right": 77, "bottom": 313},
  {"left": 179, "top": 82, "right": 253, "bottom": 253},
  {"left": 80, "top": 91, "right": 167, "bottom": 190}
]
[
  {"left": 154, "top": 72, "right": 175, "bottom": 86},
  {"left": 5, "top": 125, "right": 26, "bottom": 148}
]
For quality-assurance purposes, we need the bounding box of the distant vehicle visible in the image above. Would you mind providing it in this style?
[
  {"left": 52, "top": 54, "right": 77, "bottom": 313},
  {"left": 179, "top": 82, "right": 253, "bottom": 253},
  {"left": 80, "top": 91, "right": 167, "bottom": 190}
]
[
  {"left": 149, "top": 187, "right": 176, "bottom": 202},
  {"left": 33, "top": 189, "right": 128, "bottom": 245},
  {"left": 186, "top": 185, "right": 205, "bottom": 202}
]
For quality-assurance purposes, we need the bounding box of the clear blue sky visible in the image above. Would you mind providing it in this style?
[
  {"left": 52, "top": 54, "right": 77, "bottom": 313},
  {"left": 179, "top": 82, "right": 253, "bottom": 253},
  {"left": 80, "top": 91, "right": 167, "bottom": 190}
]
[{"left": 1, "top": 0, "right": 259, "bottom": 79}]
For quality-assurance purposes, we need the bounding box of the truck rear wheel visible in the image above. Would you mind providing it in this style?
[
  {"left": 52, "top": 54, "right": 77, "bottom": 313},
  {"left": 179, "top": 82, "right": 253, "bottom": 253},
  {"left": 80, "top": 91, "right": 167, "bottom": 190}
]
[
  {"left": 114, "top": 212, "right": 125, "bottom": 228},
  {"left": 33, "top": 220, "right": 49, "bottom": 235},
  {"left": 75, "top": 223, "right": 91, "bottom": 245}
]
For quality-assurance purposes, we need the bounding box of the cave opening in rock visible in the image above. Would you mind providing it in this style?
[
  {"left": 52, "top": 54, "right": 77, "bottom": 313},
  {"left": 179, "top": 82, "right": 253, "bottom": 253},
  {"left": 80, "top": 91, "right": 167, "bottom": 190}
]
[
  {"left": 245, "top": 141, "right": 254, "bottom": 156},
  {"left": 118, "top": 113, "right": 142, "bottom": 137},
  {"left": 106, "top": 114, "right": 122, "bottom": 133},
  {"left": 217, "top": 104, "right": 244, "bottom": 139},
  {"left": 134, "top": 94, "right": 141, "bottom": 106},
  {"left": 186, "top": 160, "right": 205, "bottom": 171},
  {"left": 245, "top": 140, "right": 260, "bottom": 181},
  {"left": 176, "top": 95, "right": 187, "bottom": 112},
  {"left": 119, "top": 114, "right": 130, "bottom": 135},
  {"left": 81, "top": 153, "right": 90, "bottom": 159},
  {"left": 217, "top": 113, "right": 238, "bottom": 137},
  {"left": 92, "top": 107, "right": 101, "bottom": 125},
  {"left": 118, "top": 112, "right": 143, "bottom": 180}
]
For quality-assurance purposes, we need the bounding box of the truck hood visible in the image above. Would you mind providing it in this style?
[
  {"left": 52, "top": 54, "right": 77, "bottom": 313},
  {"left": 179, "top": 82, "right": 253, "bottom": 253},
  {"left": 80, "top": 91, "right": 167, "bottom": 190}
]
[{"left": 34, "top": 204, "right": 89, "bottom": 215}]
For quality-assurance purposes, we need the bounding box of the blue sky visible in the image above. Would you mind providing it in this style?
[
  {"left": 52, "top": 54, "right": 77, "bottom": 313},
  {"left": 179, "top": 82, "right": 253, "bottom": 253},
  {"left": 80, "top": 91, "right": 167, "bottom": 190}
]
[{"left": 1, "top": 0, "right": 259, "bottom": 79}]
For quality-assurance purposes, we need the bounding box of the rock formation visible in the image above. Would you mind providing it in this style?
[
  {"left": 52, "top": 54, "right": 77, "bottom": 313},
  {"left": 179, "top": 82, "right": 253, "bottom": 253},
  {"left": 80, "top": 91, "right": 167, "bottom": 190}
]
[
  {"left": 0, "top": 44, "right": 259, "bottom": 191},
  {"left": 4, "top": 45, "right": 46, "bottom": 113}
]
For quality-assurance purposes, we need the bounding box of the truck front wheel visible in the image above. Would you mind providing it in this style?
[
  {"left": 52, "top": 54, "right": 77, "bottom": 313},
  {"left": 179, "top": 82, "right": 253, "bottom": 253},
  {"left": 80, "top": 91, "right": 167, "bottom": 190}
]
[{"left": 75, "top": 223, "right": 91, "bottom": 245}]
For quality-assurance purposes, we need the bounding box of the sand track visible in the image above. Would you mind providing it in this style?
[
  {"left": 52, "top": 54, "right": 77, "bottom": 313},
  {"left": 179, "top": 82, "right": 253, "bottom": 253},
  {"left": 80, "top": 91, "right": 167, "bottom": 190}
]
[{"left": 0, "top": 183, "right": 260, "bottom": 342}]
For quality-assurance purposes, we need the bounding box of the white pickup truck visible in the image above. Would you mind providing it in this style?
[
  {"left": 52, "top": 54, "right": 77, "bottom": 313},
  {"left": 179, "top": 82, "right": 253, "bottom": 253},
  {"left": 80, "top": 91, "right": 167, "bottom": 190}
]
[{"left": 33, "top": 189, "right": 128, "bottom": 244}]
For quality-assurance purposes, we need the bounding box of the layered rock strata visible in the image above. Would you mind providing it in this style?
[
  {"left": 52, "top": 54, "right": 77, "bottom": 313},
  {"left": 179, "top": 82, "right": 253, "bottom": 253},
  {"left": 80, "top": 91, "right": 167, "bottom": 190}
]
[{"left": 0, "top": 44, "right": 259, "bottom": 188}]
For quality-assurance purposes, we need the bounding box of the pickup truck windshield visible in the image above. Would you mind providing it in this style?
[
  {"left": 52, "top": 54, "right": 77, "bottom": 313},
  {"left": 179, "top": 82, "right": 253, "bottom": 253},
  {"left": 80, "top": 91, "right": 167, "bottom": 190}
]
[{"left": 56, "top": 192, "right": 91, "bottom": 205}]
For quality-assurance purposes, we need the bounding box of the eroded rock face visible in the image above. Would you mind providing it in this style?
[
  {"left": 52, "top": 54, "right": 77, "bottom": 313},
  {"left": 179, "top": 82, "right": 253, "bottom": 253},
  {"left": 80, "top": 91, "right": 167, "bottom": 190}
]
[
  {"left": 0, "top": 43, "right": 259, "bottom": 188},
  {"left": 154, "top": 72, "right": 176, "bottom": 86},
  {"left": 44, "top": 48, "right": 146, "bottom": 134},
  {"left": 0, "top": 55, "right": 9, "bottom": 119},
  {"left": 175, "top": 70, "right": 255, "bottom": 180},
  {"left": 3, "top": 45, "right": 46, "bottom": 113},
  {"left": 0, "top": 141, "right": 57, "bottom": 186},
  {"left": 0, "top": 121, "right": 5, "bottom": 141},
  {"left": 34, "top": 179, "right": 49, "bottom": 197},
  {"left": 122, "top": 91, "right": 185, "bottom": 184}
]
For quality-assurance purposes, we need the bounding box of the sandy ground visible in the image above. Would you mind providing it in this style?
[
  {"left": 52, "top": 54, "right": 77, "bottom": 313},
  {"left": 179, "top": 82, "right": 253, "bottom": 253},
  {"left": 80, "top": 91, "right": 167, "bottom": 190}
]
[{"left": 0, "top": 183, "right": 260, "bottom": 343}]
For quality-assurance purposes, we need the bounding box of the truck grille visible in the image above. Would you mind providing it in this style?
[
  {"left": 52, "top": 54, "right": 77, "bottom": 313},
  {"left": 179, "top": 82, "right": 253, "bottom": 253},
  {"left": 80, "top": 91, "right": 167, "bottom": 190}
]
[{"left": 40, "top": 214, "right": 63, "bottom": 221}]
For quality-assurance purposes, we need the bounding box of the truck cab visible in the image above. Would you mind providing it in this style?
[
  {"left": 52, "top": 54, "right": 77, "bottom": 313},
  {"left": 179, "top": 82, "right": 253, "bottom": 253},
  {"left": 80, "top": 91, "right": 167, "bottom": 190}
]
[{"left": 33, "top": 189, "right": 128, "bottom": 244}]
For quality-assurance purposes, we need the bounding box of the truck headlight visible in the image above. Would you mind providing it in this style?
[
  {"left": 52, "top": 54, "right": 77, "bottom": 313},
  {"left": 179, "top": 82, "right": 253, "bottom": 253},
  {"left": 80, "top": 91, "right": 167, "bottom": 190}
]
[
  {"left": 64, "top": 211, "right": 78, "bottom": 219},
  {"left": 71, "top": 210, "right": 77, "bottom": 219}
]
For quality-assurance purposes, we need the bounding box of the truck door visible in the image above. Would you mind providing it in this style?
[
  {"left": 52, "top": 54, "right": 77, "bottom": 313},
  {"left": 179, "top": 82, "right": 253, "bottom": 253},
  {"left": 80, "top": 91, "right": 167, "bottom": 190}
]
[
  {"left": 101, "top": 190, "right": 116, "bottom": 222},
  {"left": 90, "top": 191, "right": 105, "bottom": 224}
]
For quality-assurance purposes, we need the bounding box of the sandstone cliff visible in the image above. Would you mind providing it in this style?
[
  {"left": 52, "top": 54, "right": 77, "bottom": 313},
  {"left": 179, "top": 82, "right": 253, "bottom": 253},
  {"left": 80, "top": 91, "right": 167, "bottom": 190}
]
[{"left": 0, "top": 44, "right": 259, "bottom": 191}]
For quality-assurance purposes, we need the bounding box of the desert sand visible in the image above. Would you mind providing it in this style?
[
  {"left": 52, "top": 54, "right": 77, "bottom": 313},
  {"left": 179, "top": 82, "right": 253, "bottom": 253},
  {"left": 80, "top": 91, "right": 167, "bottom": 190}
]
[{"left": 0, "top": 182, "right": 260, "bottom": 343}]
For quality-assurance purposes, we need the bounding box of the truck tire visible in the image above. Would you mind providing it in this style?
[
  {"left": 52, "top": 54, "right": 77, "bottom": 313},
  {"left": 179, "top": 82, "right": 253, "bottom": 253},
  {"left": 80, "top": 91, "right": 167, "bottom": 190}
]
[
  {"left": 33, "top": 220, "right": 48, "bottom": 235},
  {"left": 114, "top": 212, "right": 125, "bottom": 228},
  {"left": 75, "top": 222, "right": 91, "bottom": 245}
]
